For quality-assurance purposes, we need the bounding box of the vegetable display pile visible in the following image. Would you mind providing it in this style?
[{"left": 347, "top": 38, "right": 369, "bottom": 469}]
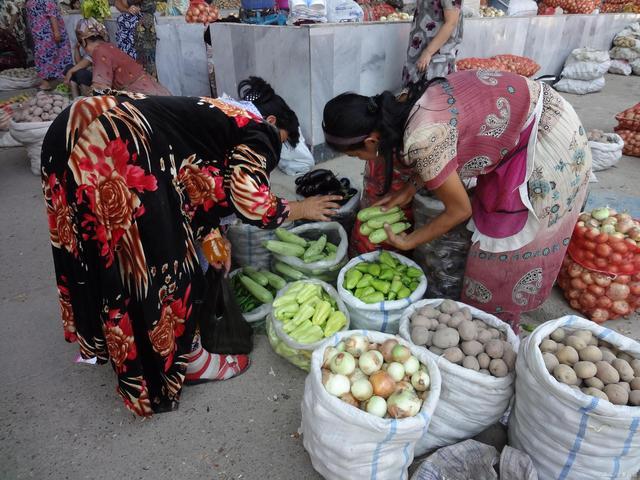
[
  {"left": 614, "top": 102, "right": 640, "bottom": 157},
  {"left": 588, "top": 129, "right": 622, "bottom": 143},
  {"left": 343, "top": 251, "right": 423, "bottom": 303},
  {"left": 264, "top": 228, "right": 338, "bottom": 264},
  {"left": 273, "top": 281, "right": 348, "bottom": 343},
  {"left": 13, "top": 92, "right": 70, "bottom": 123},
  {"left": 538, "top": 0, "right": 599, "bottom": 12},
  {"left": 80, "top": 0, "right": 111, "bottom": 20},
  {"left": 540, "top": 327, "right": 640, "bottom": 406},
  {"left": 0, "top": 67, "right": 36, "bottom": 79},
  {"left": 322, "top": 334, "right": 431, "bottom": 418},
  {"left": 0, "top": 94, "right": 29, "bottom": 108},
  {"left": 295, "top": 169, "right": 357, "bottom": 206},
  {"left": 185, "top": 0, "right": 219, "bottom": 23},
  {"left": 356, "top": 206, "right": 411, "bottom": 244},
  {"left": 479, "top": 6, "right": 505, "bottom": 15},
  {"left": 231, "top": 267, "right": 285, "bottom": 313},
  {"left": 408, "top": 300, "right": 515, "bottom": 377},
  {"left": 457, "top": 55, "right": 540, "bottom": 77},
  {"left": 378, "top": 12, "right": 413, "bottom": 21}
]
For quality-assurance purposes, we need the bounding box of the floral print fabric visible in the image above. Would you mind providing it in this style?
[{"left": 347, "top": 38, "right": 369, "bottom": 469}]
[
  {"left": 25, "top": 0, "right": 72, "bottom": 79},
  {"left": 116, "top": 11, "right": 140, "bottom": 59},
  {"left": 41, "top": 94, "right": 289, "bottom": 415},
  {"left": 402, "top": 0, "right": 463, "bottom": 87}
]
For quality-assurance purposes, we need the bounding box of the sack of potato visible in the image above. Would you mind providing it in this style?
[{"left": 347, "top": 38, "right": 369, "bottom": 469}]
[
  {"left": 398, "top": 299, "right": 519, "bottom": 455},
  {"left": 0, "top": 67, "right": 39, "bottom": 90},
  {"left": 509, "top": 316, "right": 640, "bottom": 479}
]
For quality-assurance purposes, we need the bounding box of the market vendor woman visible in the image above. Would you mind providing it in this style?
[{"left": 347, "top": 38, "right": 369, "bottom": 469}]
[
  {"left": 323, "top": 70, "right": 592, "bottom": 330},
  {"left": 41, "top": 79, "right": 340, "bottom": 416}
]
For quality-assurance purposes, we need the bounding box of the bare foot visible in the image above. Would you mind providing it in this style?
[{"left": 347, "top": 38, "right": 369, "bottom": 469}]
[{"left": 39, "top": 80, "right": 52, "bottom": 90}]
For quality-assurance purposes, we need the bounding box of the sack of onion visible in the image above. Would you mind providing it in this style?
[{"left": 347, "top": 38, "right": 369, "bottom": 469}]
[
  {"left": 266, "top": 279, "right": 350, "bottom": 370},
  {"left": 301, "top": 331, "right": 441, "bottom": 480},
  {"left": 398, "top": 299, "right": 519, "bottom": 454},
  {"left": 616, "top": 129, "right": 640, "bottom": 157},
  {"left": 185, "top": 0, "right": 219, "bottom": 23},
  {"left": 509, "top": 316, "right": 640, "bottom": 480},
  {"left": 587, "top": 130, "right": 624, "bottom": 171},
  {"left": 337, "top": 250, "right": 427, "bottom": 334}
]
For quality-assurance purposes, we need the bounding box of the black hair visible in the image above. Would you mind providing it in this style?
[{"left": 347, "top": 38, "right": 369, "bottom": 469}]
[
  {"left": 322, "top": 79, "right": 444, "bottom": 195},
  {"left": 238, "top": 76, "right": 300, "bottom": 148},
  {"left": 84, "top": 35, "right": 104, "bottom": 44}
]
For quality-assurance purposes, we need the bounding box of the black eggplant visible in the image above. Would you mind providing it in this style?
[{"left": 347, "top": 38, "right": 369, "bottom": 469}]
[
  {"left": 340, "top": 178, "right": 351, "bottom": 189},
  {"left": 295, "top": 169, "right": 332, "bottom": 186}
]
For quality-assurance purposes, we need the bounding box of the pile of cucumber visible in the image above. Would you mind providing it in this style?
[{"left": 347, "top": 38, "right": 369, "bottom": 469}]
[
  {"left": 264, "top": 228, "right": 338, "bottom": 264},
  {"left": 357, "top": 206, "right": 411, "bottom": 244},
  {"left": 343, "top": 251, "right": 424, "bottom": 304},
  {"left": 231, "top": 267, "right": 286, "bottom": 313}
]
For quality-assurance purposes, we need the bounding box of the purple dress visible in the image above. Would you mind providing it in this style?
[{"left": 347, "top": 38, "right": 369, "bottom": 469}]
[{"left": 25, "top": 0, "right": 72, "bottom": 80}]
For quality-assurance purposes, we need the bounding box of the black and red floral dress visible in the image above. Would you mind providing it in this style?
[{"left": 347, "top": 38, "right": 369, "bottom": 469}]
[{"left": 41, "top": 93, "right": 290, "bottom": 416}]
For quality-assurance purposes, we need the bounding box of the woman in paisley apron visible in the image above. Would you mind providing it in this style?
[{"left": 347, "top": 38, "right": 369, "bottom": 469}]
[
  {"left": 323, "top": 70, "right": 592, "bottom": 331},
  {"left": 41, "top": 84, "right": 340, "bottom": 416}
]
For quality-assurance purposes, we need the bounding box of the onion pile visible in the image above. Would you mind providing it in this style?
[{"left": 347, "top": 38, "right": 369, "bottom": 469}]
[
  {"left": 540, "top": 327, "right": 640, "bottom": 406},
  {"left": 457, "top": 55, "right": 540, "bottom": 77},
  {"left": 322, "top": 335, "right": 431, "bottom": 419},
  {"left": 615, "top": 102, "right": 640, "bottom": 158},
  {"left": 185, "top": 1, "right": 219, "bottom": 23}
]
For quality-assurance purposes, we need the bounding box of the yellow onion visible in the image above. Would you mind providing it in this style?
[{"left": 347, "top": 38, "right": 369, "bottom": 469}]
[
  {"left": 370, "top": 371, "right": 396, "bottom": 399},
  {"left": 351, "top": 379, "right": 374, "bottom": 401},
  {"left": 380, "top": 339, "right": 399, "bottom": 362},
  {"left": 365, "top": 396, "right": 387, "bottom": 417},
  {"left": 359, "top": 350, "right": 383, "bottom": 375},
  {"left": 387, "top": 390, "right": 422, "bottom": 418}
]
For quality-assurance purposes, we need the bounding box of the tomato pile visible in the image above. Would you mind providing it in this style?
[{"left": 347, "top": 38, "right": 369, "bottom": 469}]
[
  {"left": 456, "top": 55, "right": 540, "bottom": 77},
  {"left": 614, "top": 103, "right": 640, "bottom": 158},
  {"left": 557, "top": 207, "right": 640, "bottom": 323},
  {"left": 185, "top": 0, "right": 219, "bottom": 23}
]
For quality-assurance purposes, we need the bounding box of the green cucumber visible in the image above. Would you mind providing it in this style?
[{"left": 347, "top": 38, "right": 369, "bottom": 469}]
[
  {"left": 357, "top": 206, "right": 400, "bottom": 222},
  {"left": 243, "top": 267, "right": 269, "bottom": 287},
  {"left": 275, "top": 228, "right": 308, "bottom": 247},
  {"left": 263, "top": 240, "right": 306, "bottom": 257},
  {"left": 366, "top": 211, "right": 405, "bottom": 230},
  {"left": 368, "top": 222, "right": 411, "bottom": 244},
  {"left": 274, "top": 262, "right": 307, "bottom": 280},
  {"left": 239, "top": 275, "right": 274, "bottom": 304}
]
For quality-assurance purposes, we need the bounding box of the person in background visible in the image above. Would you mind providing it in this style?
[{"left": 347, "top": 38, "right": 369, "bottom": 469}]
[
  {"left": 74, "top": 19, "right": 171, "bottom": 95},
  {"left": 115, "top": 0, "right": 141, "bottom": 58},
  {"left": 115, "top": 0, "right": 158, "bottom": 77},
  {"left": 402, "top": 0, "right": 462, "bottom": 89},
  {"left": 63, "top": 18, "right": 108, "bottom": 98},
  {"left": 25, "top": 0, "right": 72, "bottom": 90},
  {"left": 0, "top": 0, "right": 31, "bottom": 69},
  {"left": 323, "top": 70, "right": 592, "bottom": 332}
]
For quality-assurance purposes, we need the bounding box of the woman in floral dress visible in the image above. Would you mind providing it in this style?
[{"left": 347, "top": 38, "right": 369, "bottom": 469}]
[
  {"left": 25, "top": 0, "right": 72, "bottom": 89},
  {"left": 402, "top": 0, "right": 463, "bottom": 88},
  {"left": 323, "top": 70, "right": 592, "bottom": 331},
  {"left": 41, "top": 91, "right": 340, "bottom": 416}
]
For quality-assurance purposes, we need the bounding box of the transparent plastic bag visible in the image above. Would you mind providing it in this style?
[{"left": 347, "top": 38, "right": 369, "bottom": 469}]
[
  {"left": 226, "top": 220, "right": 293, "bottom": 271},
  {"left": 228, "top": 268, "right": 272, "bottom": 329},
  {"left": 412, "top": 193, "right": 472, "bottom": 300}
]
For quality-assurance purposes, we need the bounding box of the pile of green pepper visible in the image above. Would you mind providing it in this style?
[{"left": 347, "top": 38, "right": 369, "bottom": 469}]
[{"left": 344, "top": 251, "right": 424, "bottom": 303}]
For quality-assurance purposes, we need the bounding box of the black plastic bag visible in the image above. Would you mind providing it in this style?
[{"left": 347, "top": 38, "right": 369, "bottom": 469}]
[{"left": 198, "top": 268, "right": 254, "bottom": 355}]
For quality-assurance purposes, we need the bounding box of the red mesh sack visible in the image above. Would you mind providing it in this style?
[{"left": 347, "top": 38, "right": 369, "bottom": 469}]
[
  {"left": 456, "top": 57, "right": 504, "bottom": 71},
  {"left": 614, "top": 129, "right": 640, "bottom": 157},
  {"left": 615, "top": 103, "right": 640, "bottom": 132},
  {"left": 185, "top": 0, "right": 219, "bottom": 23},
  {"left": 493, "top": 54, "right": 541, "bottom": 77}
]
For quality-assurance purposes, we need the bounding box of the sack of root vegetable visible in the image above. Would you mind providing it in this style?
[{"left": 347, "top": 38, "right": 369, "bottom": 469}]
[
  {"left": 399, "top": 299, "right": 519, "bottom": 454},
  {"left": 0, "top": 67, "right": 39, "bottom": 90},
  {"left": 12, "top": 91, "right": 70, "bottom": 123},
  {"left": 587, "top": 130, "right": 624, "bottom": 171}
]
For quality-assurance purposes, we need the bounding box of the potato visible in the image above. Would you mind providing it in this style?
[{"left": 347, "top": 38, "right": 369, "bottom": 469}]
[
  {"left": 596, "top": 361, "right": 620, "bottom": 385},
  {"left": 630, "top": 359, "right": 640, "bottom": 377},
  {"left": 612, "top": 359, "right": 635, "bottom": 382},
  {"left": 429, "top": 346, "right": 444, "bottom": 355},
  {"left": 477, "top": 330, "right": 493, "bottom": 344},
  {"left": 458, "top": 320, "right": 478, "bottom": 341},
  {"left": 585, "top": 376, "right": 605, "bottom": 390},
  {"left": 411, "top": 326, "right": 431, "bottom": 346},
  {"left": 439, "top": 299, "right": 459, "bottom": 314},
  {"left": 460, "top": 307, "right": 472, "bottom": 321},
  {"left": 630, "top": 390, "right": 640, "bottom": 406},
  {"left": 543, "top": 352, "right": 559, "bottom": 373},
  {"left": 604, "top": 384, "right": 629, "bottom": 405},
  {"left": 550, "top": 328, "right": 566, "bottom": 342},
  {"left": 419, "top": 306, "right": 440, "bottom": 318},
  {"left": 433, "top": 327, "right": 460, "bottom": 349},
  {"left": 477, "top": 352, "right": 491, "bottom": 370},
  {"left": 485, "top": 339, "right": 504, "bottom": 359},
  {"left": 619, "top": 382, "right": 631, "bottom": 393},
  {"left": 435, "top": 323, "right": 448, "bottom": 331},
  {"left": 503, "top": 346, "right": 516, "bottom": 372},
  {"left": 554, "top": 364, "right": 578, "bottom": 385},
  {"left": 33, "top": 107, "right": 43, "bottom": 116},
  {"left": 411, "top": 315, "right": 432, "bottom": 328},
  {"left": 489, "top": 359, "right": 508, "bottom": 377},
  {"left": 42, "top": 103, "right": 52, "bottom": 112},
  {"left": 582, "top": 387, "right": 609, "bottom": 401},
  {"left": 488, "top": 328, "right": 500, "bottom": 340},
  {"left": 566, "top": 336, "right": 587, "bottom": 351},
  {"left": 579, "top": 345, "right": 603, "bottom": 363},
  {"left": 52, "top": 106, "right": 62, "bottom": 114},
  {"left": 540, "top": 339, "right": 558, "bottom": 353},
  {"left": 461, "top": 340, "right": 483, "bottom": 357},
  {"left": 600, "top": 348, "right": 617, "bottom": 364},
  {"left": 573, "top": 361, "right": 597, "bottom": 379},
  {"left": 479, "top": 369, "right": 490, "bottom": 375},
  {"left": 438, "top": 313, "right": 452, "bottom": 324},
  {"left": 443, "top": 347, "right": 464, "bottom": 364},
  {"left": 463, "top": 356, "right": 480, "bottom": 371},
  {"left": 557, "top": 346, "right": 579, "bottom": 366},
  {"left": 631, "top": 378, "right": 640, "bottom": 391},
  {"left": 473, "top": 320, "right": 487, "bottom": 331},
  {"left": 573, "top": 329, "right": 593, "bottom": 343},
  {"left": 618, "top": 352, "right": 634, "bottom": 363},
  {"left": 447, "top": 315, "right": 464, "bottom": 329},
  {"left": 587, "top": 336, "right": 598, "bottom": 347}
]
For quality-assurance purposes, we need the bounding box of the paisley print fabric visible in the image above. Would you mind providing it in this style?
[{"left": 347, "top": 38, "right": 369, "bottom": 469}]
[{"left": 41, "top": 94, "right": 288, "bottom": 416}]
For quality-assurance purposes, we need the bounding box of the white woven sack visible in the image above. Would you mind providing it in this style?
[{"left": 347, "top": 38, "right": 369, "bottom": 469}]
[
  {"left": 301, "top": 329, "right": 442, "bottom": 480},
  {"left": 507, "top": 0, "right": 537, "bottom": 16},
  {"left": 272, "top": 221, "right": 348, "bottom": 283},
  {"left": 267, "top": 279, "right": 350, "bottom": 370},
  {"left": 589, "top": 134, "right": 624, "bottom": 172},
  {"left": 609, "top": 59, "right": 633, "bottom": 76},
  {"left": 337, "top": 251, "right": 427, "bottom": 334},
  {"left": 398, "top": 299, "right": 520, "bottom": 455},
  {"left": 228, "top": 269, "right": 272, "bottom": 324},
  {"left": 0, "top": 131, "right": 22, "bottom": 148},
  {"left": 9, "top": 119, "right": 52, "bottom": 175},
  {"left": 632, "top": 59, "right": 640, "bottom": 76},
  {"left": 509, "top": 315, "right": 640, "bottom": 480},
  {"left": 226, "top": 220, "right": 292, "bottom": 271},
  {"left": 554, "top": 77, "right": 605, "bottom": 95},
  {"left": 0, "top": 72, "right": 39, "bottom": 90},
  {"left": 561, "top": 50, "right": 611, "bottom": 81},
  {"left": 610, "top": 47, "right": 640, "bottom": 62}
]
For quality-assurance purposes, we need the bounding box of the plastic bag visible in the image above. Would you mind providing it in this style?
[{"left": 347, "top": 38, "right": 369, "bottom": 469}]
[
  {"left": 272, "top": 222, "right": 348, "bottom": 284},
  {"left": 398, "top": 299, "right": 520, "bottom": 455},
  {"left": 228, "top": 269, "right": 272, "bottom": 327},
  {"left": 278, "top": 127, "right": 315, "bottom": 176},
  {"left": 610, "top": 46, "right": 640, "bottom": 62},
  {"left": 560, "top": 49, "right": 611, "bottom": 81},
  {"left": 412, "top": 193, "right": 472, "bottom": 300},
  {"left": 411, "top": 440, "right": 538, "bottom": 480},
  {"left": 266, "top": 279, "right": 350, "bottom": 370},
  {"left": 609, "top": 59, "right": 633, "bottom": 76},
  {"left": 166, "top": 0, "right": 189, "bottom": 15},
  {"left": 554, "top": 76, "right": 605, "bottom": 95},
  {"left": 588, "top": 133, "right": 624, "bottom": 171},
  {"left": 337, "top": 251, "right": 427, "bottom": 334},
  {"left": 9, "top": 119, "right": 52, "bottom": 175},
  {"left": 227, "top": 220, "right": 293, "bottom": 271},
  {"left": 326, "top": 0, "right": 364, "bottom": 22},
  {"left": 301, "top": 329, "right": 442, "bottom": 480},
  {"left": 509, "top": 316, "right": 640, "bottom": 480}
]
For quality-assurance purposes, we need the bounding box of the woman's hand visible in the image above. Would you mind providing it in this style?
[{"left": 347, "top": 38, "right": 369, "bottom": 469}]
[
  {"left": 64, "top": 70, "right": 73, "bottom": 85},
  {"left": 301, "top": 195, "right": 343, "bottom": 221},
  {"left": 416, "top": 51, "right": 433, "bottom": 73},
  {"left": 129, "top": 5, "right": 140, "bottom": 14},
  {"left": 372, "top": 182, "right": 417, "bottom": 211},
  {"left": 383, "top": 224, "right": 416, "bottom": 251}
]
